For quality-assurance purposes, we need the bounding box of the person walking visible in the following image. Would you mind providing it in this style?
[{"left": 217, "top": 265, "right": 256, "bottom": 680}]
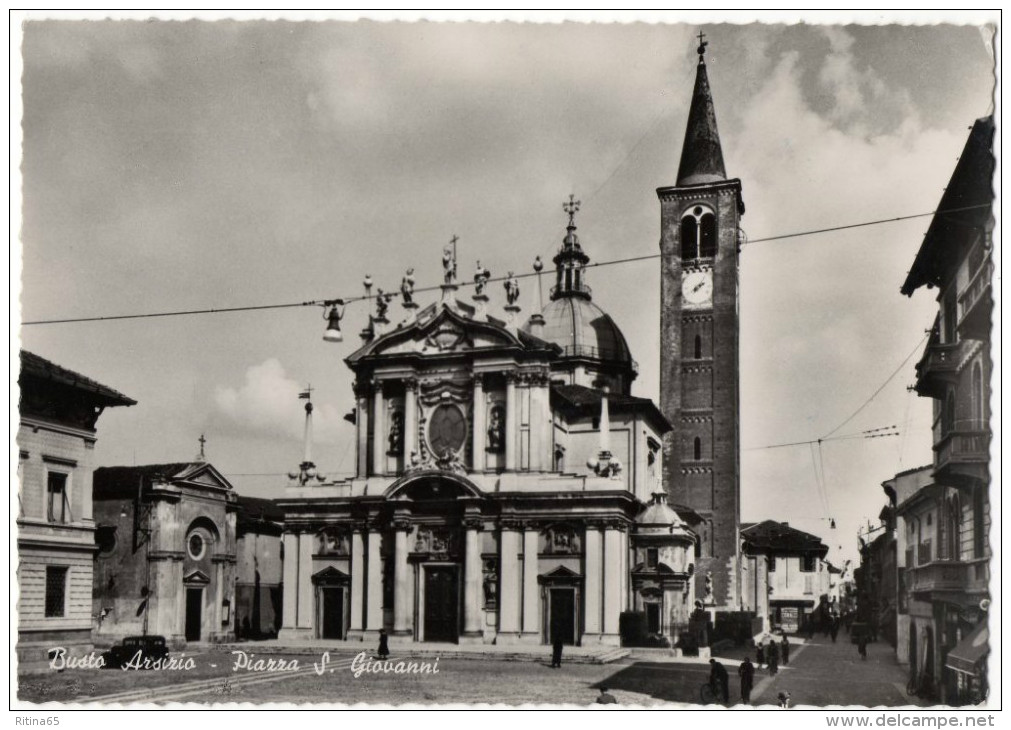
[
  {"left": 551, "top": 633, "right": 564, "bottom": 668},
  {"left": 738, "top": 656, "right": 755, "bottom": 704},
  {"left": 756, "top": 641, "right": 766, "bottom": 670},
  {"left": 781, "top": 635, "right": 790, "bottom": 666},
  {"left": 377, "top": 628, "right": 390, "bottom": 660},
  {"left": 858, "top": 635, "right": 868, "bottom": 661},
  {"left": 709, "top": 658, "right": 730, "bottom": 704},
  {"left": 767, "top": 637, "right": 780, "bottom": 675},
  {"left": 830, "top": 618, "right": 840, "bottom": 644}
]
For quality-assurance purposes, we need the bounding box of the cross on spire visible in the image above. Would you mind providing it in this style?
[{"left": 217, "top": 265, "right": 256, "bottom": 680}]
[
  {"left": 197, "top": 433, "right": 206, "bottom": 461},
  {"left": 563, "top": 194, "right": 581, "bottom": 227},
  {"left": 696, "top": 30, "right": 708, "bottom": 60},
  {"left": 299, "top": 384, "right": 314, "bottom": 400}
]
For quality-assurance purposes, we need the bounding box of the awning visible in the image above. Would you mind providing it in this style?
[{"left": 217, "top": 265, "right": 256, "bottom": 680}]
[{"left": 945, "top": 622, "right": 989, "bottom": 676}]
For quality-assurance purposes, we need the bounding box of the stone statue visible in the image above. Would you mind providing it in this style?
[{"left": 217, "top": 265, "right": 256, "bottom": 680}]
[
  {"left": 388, "top": 411, "right": 404, "bottom": 454},
  {"left": 375, "top": 288, "right": 389, "bottom": 320},
  {"left": 504, "top": 271, "right": 520, "bottom": 306},
  {"left": 400, "top": 268, "right": 415, "bottom": 305},
  {"left": 474, "top": 261, "right": 491, "bottom": 295},
  {"left": 487, "top": 405, "right": 505, "bottom": 452},
  {"left": 704, "top": 571, "right": 714, "bottom": 603},
  {"left": 443, "top": 245, "right": 456, "bottom": 285}
]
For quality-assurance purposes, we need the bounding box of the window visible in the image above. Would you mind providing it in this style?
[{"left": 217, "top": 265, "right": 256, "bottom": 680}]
[
  {"left": 972, "top": 362, "right": 985, "bottom": 427},
  {"left": 942, "top": 288, "right": 958, "bottom": 343},
  {"left": 96, "top": 526, "right": 117, "bottom": 555},
  {"left": 694, "top": 334, "right": 702, "bottom": 359},
  {"left": 973, "top": 487, "right": 986, "bottom": 558},
  {"left": 768, "top": 556, "right": 776, "bottom": 572},
  {"left": 188, "top": 533, "right": 206, "bottom": 560},
  {"left": 680, "top": 206, "right": 717, "bottom": 262},
  {"left": 646, "top": 548, "right": 659, "bottom": 569},
  {"left": 693, "top": 437, "right": 702, "bottom": 461},
  {"left": 801, "top": 555, "right": 816, "bottom": 572},
  {"left": 942, "top": 393, "right": 956, "bottom": 436},
  {"left": 45, "top": 566, "right": 68, "bottom": 617},
  {"left": 47, "top": 472, "right": 69, "bottom": 524}
]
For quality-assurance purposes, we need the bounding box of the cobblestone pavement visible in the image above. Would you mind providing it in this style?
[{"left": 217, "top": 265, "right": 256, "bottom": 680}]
[{"left": 745, "top": 632, "right": 929, "bottom": 708}]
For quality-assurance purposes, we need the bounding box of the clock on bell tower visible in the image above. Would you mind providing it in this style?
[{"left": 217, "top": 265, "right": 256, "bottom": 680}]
[{"left": 657, "top": 33, "right": 745, "bottom": 609}]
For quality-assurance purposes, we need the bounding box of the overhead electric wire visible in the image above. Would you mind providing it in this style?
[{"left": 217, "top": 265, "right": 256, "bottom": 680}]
[{"left": 21, "top": 203, "right": 991, "bottom": 327}]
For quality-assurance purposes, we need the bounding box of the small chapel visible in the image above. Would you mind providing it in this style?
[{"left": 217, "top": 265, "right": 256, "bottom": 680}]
[{"left": 278, "top": 35, "right": 742, "bottom": 647}]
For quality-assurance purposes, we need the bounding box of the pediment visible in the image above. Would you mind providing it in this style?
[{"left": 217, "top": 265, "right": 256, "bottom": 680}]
[
  {"left": 346, "top": 305, "right": 526, "bottom": 363},
  {"left": 183, "top": 570, "right": 211, "bottom": 585},
  {"left": 538, "top": 565, "right": 583, "bottom": 584},
  {"left": 176, "top": 463, "right": 234, "bottom": 492},
  {"left": 312, "top": 566, "right": 350, "bottom": 585}
]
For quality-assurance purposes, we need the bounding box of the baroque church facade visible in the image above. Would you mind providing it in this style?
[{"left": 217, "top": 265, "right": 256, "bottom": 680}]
[{"left": 278, "top": 39, "right": 741, "bottom": 646}]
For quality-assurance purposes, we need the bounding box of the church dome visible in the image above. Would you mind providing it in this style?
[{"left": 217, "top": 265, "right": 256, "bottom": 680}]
[
  {"left": 636, "top": 492, "right": 688, "bottom": 531},
  {"left": 530, "top": 296, "right": 633, "bottom": 367}
]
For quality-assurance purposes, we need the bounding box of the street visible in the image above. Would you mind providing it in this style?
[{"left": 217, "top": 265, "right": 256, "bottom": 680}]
[{"left": 19, "top": 632, "right": 927, "bottom": 707}]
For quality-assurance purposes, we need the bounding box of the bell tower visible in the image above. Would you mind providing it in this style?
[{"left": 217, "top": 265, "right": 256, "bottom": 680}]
[{"left": 658, "top": 33, "right": 745, "bottom": 608}]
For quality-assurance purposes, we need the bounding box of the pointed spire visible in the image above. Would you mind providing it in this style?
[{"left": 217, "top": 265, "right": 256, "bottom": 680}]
[{"left": 676, "top": 31, "right": 727, "bottom": 187}]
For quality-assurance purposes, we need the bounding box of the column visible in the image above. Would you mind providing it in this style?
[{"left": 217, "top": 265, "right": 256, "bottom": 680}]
[
  {"left": 297, "top": 532, "right": 314, "bottom": 630},
  {"left": 498, "top": 523, "right": 522, "bottom": 641},
  {"left": 522, "top": 527, "right": 540, "bottom": 640},
  {"left": 280, "top": 532, "right": 299, "bottom": 633},
  {"left": 505, "top": 373, "right": 517, "bottom": 471},
  {"left": 372, "top": 380, "right": 385, "bottom": 476},
  {"left": 366, "top": 529, "right": 384, "bottom": 633},
  {"left": 355, "top": 382, "right": 370, "bottom": 478},
  {"left": 463, "top": 520, "right": 483, "bottom": 640},
  {"left": 393, "top": 522, "right": 411, "bottom": 635},
  {"left": 403, "top": 379, "right": 418, "bottom": 462},
  {"left": 472, "top": 376, "right": 486, "bottom": 472},
  {"left": 214, "top": 562, "right": 224, "bottom": 634},
  {"left": 583, "top": 525, "right": 602, "bottom": 638},
  {"left": 603, "top": 524, "right": 622, "bottom": 640},
  {"left": 350, "top": 527, "right": 365, "bottom": 636}
]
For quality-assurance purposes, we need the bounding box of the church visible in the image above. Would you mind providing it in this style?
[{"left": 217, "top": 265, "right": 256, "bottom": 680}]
[{"left": 278, "top": 36, "right": 743, "bottom": 648}]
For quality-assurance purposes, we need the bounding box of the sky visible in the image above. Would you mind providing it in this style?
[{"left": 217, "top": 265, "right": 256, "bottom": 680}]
[{"left": 14, "top": 12, "right": 998, "bottom": 568}]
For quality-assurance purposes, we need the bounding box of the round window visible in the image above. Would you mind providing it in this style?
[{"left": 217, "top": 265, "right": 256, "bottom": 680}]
[
  {"left": 427, "top": 404, "right": 467, "bottom": 458},
  {"left": 188, "top": 533, "right": 206, "bottom": 560}
]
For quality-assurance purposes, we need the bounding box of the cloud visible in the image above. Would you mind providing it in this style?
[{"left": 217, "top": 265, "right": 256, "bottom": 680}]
[{"left": 213, "top": 358, "right": 347, "bottom": 448}]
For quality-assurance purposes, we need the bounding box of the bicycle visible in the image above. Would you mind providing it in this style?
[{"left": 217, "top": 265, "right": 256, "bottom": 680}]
[{"left": 699, "top": 681, "right": 717, "bottom": 705}]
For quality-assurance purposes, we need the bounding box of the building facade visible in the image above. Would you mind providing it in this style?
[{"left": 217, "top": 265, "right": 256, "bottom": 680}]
[
  {"left": 741, "top": 520, "right": 830, "bottom": 634},
  {"left": 278, "top": 200, "right": 697, "bottom": 647},
  {"left": 658, "top": 36, "right": 745, "bottom": 609},
  {"left": 92, "top": 462, "right": 238, "bottom": 646},
  {"left": 16, "top": 351, "right": 136, "bottom": 668},
  {"left": 235, "top": 495, "right": 285, "bottom": 639},
  {"left": 898, "top": 116, "right": 993, "bottom": 705}
]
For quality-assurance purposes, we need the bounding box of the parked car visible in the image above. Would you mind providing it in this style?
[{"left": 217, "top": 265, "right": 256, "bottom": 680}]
[{"left": 101, "top": 635, "right": 169, "bottom": 668}]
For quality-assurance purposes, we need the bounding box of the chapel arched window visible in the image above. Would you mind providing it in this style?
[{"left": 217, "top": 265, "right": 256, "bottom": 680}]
[{"left": 681, "top": 206, "right": 717, "bottom": 263}]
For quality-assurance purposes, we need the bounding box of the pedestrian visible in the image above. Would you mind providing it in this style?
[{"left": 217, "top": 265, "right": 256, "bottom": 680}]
[
  {"left": 777, "top": 691, "right": 791, "bottom": 709},
  {"left": 781, "top": 635, "right": 790, "bottom": 665},
  {"left": 595, "top": 686, "right": 618, "bottom": 705},
  {"left": 551, "top": 633, "right": 564, "bottom": 668},
  {"left": 767, "top": 637, "right": 780, "bottom": 675},
  {"left": 738, "top": 656, "right": 755, "bottom": 704},
  {"left": 709, "top": 658, "right": 730, "bottom": 703},
  {"left": 756, "top": 641, "right": 765, "bottom": 670},
  {"left": 377, "top": 628, "right": 390, "bottom": 659},
  {"left": 830, "top": 618, "right": 840, "bottom": 644},
  {"left": 807, "top": 619, "right": 816, "bottom": 640},
  {"left": 858, "top": 635, "right": 868, "bottom": 661}
]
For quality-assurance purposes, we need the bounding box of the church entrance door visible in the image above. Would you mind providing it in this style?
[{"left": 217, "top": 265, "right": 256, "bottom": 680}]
[
  {"left": 549, "top": 588, "right": 576, "bottom": 646},
  {"left": 424, "top": 566, "right": 459, "bottom": 643},
  {"left": 185, "top": 588, "right": 202, "bottom": 642},
  {"left": 321, "top": 587, "right": 344, "bottom": 640}
]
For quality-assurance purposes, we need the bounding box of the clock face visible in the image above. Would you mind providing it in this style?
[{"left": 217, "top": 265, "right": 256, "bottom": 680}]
[
  {"left": 682, "top": 270, "right": 713, "bottom": 308},
  {"left": 427, "top": 404, "right": 467, "bottom": 458}
]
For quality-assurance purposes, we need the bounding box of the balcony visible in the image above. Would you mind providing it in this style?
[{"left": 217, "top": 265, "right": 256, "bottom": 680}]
[
  {"left": 934, "top": 429, "right": 990, "bottom": 486},
  {"left": 914, "top": 341, "right": 962, "bottom": 398},
  {"left": 958, "top": 259, "right": 992, "bottom": 341},
  {"left": 907, "top": 558, "right": 989, "bottom": 597}
]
